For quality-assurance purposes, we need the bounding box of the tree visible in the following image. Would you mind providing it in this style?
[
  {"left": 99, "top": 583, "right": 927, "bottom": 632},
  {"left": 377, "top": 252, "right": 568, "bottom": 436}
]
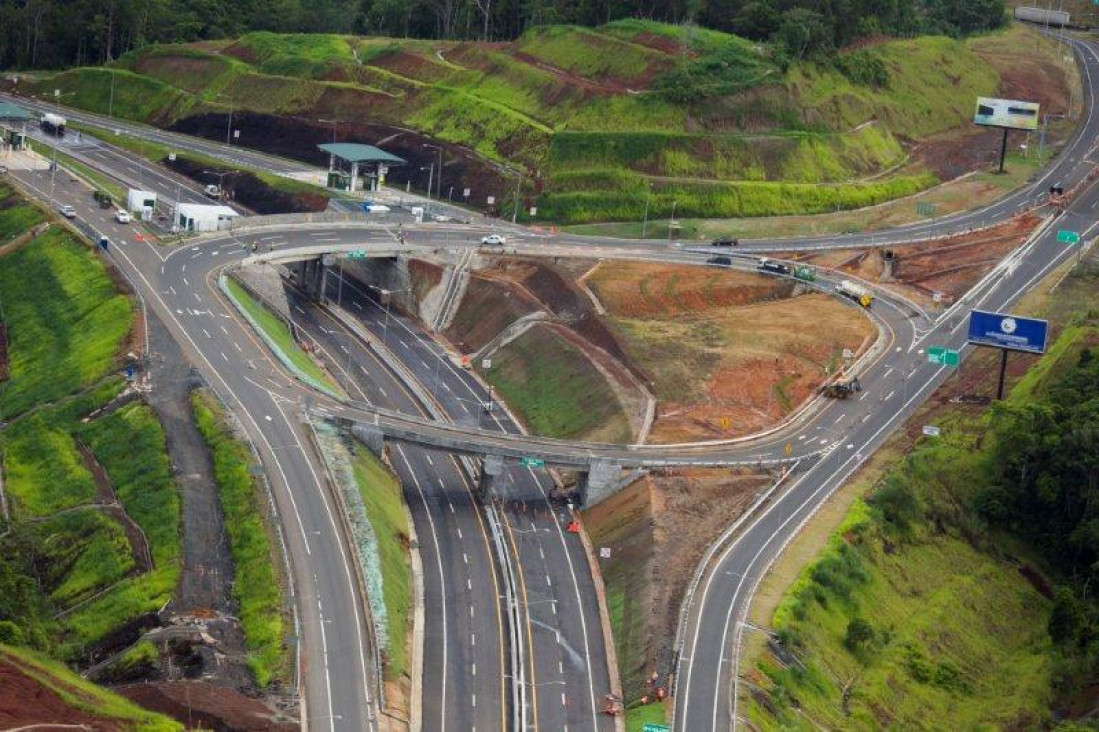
[{"left": 771, "top": 7, "right": 832, "bottom": 60}]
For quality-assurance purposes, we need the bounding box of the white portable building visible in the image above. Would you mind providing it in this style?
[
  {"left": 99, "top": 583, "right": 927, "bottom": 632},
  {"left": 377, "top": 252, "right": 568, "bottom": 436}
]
[
  {"left": 126, "top": 189, "right": 157, "bottom": 216},
  {"left": 176, "top": 203, "right": 239, "bottom": 233}
]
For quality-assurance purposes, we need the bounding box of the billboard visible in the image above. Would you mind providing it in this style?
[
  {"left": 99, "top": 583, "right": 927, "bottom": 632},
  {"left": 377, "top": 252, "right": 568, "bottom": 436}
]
[
  {"left": 974, "top": 97, "right": 1040, "bottom": 131},
  {"left": 967, "top": 310, "right": 1049, "bottom": 354}
]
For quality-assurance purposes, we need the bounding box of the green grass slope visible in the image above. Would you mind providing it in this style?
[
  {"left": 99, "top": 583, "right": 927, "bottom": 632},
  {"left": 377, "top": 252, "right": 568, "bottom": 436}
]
[
  {"left": 744, "top": 320, "right": 1099, "bottom": 729},
  {"left": 0, "top": 225, "right": 133, "bottom": 418},
  {"left": 1, "top": 644, "right": 181, "bottom": 730},
  {"left": 20, "top": 22, "right": 1066, "bottom": 222},
  {"left": 478, "top": 323, "right": 632, "bottom": 443}
]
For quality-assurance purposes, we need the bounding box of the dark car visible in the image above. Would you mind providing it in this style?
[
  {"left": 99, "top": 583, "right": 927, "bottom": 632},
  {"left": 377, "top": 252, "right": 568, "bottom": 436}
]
[
  {"left": 711, "top": 236, "right": 738, "bottom": 247},
  {"left": 707, "top": 255, "right": 732, "bottom": 267}
]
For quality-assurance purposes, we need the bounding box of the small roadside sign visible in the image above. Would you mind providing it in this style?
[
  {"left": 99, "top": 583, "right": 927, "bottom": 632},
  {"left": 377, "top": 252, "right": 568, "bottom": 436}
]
[
  {"left": 168, "top": 152, "right": 176, "bottom": 161},
  {"left": 487, "top": 195, "right": 496, "bottom": 205},
  {"left": 785, "top": 442, "right": 793, "bottom": 456},
  {"left": 599, "top": 547, "right": 611, "bottom": 559},
  {"left": 916, "top": 202, "right": 935, "bottom": 217},
  {"left": 520, "top": 457, "right": 545, "bottom": 468},
  {"left": 233, "top": 129, "right": 240, "bottom": 139},
  {"left": 719, "top": 417, "right": 730, "bottom": 430},
  {"left": 481, "top": 358, "right": 492, "bottom": 369},
  {"left": 463, "top": 188, "right": 471, "bottom": 198},
  {"left": 529, "top": 206, "right": 538, "bottom": 217},
  {"left": 347, "top": 250, "right": 367, "bottom": 259},
  {"left": 1057, "top": 229, "right": 1081, "bottom": 244},
  {"left": 922, "top": 425, "right": 941, "bottom": 437},
  {"left": 842, "top": 348, "right": 854, "bottom": 359},
  {"left": 932, "top": 292, "right": 943, "bottom": 303},
  {"left": 642, "top": 725, "right": 670, "bottom": 732},
  {"left": 927, "top": 346, "right": 960, "bottom": 366}
]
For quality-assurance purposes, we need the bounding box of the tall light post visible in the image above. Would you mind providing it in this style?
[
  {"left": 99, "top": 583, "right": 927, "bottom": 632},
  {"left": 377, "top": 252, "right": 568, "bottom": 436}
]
[
  {"left": 420, "top": 163, "right": 435, "bottom": 209},
  {"left": 512, "top": 170, "right": 523, "bottom": 224},
  {"left": 422, "top": 143, "right": 442, "bottom": 199},
  {"left": 108, "top": 67, "right": 116, "bottom": 119},
  {"left": 668, "top": 199, "right": 678, "bottom": 240},
  {"left": 48, "top": 89, "right": 74, "bottom": 207},
  {"left": 641, "top": 180, "right": 652, "bottom": 238},
  {"left": 317, "top": 117, "right": 338, "bottom": 144}
]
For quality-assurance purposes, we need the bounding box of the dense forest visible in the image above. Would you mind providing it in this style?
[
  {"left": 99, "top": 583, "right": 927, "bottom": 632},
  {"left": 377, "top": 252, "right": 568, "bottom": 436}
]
[
  {"left": 0, "top": 0, "right": 1005, "bottom": 70},
  {"left": 980, "top": 344, "right": 1099, "bottom": 697}
]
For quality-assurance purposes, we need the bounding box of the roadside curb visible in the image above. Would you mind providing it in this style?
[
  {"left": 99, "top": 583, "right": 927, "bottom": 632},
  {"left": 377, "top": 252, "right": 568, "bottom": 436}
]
[{"left": 572, "top": 510, "right": 626, "bottom": 731}]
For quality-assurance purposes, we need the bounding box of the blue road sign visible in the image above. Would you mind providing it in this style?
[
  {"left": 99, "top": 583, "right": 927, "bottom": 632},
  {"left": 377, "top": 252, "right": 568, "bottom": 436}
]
[{"left": 967, "top": 310, "right": 1049, "bottom": 354}]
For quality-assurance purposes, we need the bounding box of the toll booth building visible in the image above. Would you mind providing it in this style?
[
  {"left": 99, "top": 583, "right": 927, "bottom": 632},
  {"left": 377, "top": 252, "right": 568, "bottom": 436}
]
[
  {"left": 0, "top": 100, "right": 33, "bottom": 150},
  {"left": 319, "top": 142, "right": 405, "bottom": 193}
]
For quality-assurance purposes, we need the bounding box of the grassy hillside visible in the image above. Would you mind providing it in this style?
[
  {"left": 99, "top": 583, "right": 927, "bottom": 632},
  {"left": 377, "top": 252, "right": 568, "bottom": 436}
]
[
  {"left": 744, "top": 280, "right": 1099, "bottom": 728},
  {"left": 15, "top": 22, "right": 1071, "bottom": 222},
  {"left": 0, "top": 644, "right": 180, "bottom": 730},
  {"left": 479, "top": 323, "right": 633, "bottom": 443}
]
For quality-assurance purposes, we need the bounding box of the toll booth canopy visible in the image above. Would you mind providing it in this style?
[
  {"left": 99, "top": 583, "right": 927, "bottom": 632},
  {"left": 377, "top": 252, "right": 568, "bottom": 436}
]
[{"left": 318, "top": 142, "right": 405, "bottom": 192}]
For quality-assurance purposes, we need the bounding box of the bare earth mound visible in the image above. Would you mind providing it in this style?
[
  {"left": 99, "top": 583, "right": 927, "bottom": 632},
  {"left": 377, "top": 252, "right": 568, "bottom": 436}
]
[
  {"left": 584, "top": 468, "right": 771, "bottom": 702},
  {"left": 588, "top": 262, "right": 876, "bottom": 443}
]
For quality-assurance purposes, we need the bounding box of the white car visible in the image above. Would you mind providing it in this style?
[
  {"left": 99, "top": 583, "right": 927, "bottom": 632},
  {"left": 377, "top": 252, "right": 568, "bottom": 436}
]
[
  {"left": 481, "top": 234, "right": 506, "bottom": 245},
  {"left": 58, "top": 204, "right": 76, "bottom": 218},
  {"left": 115, "top": 209, "right": 132, "bottom": 224}
]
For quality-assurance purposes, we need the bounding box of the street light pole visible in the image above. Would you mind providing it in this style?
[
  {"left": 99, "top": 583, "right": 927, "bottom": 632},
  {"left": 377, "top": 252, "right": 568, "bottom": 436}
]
[
  {"left": 225, "top": 106, "right": 233, "bottom": 146},
  {"left": 668, "top": 199, "right": 678, "bottom": 240},
  {"left": 512, "top": 170, "right": 523, "bottom": 224},
  {"left": 641, "top": 182, "right": 651, "bottom": 238}
]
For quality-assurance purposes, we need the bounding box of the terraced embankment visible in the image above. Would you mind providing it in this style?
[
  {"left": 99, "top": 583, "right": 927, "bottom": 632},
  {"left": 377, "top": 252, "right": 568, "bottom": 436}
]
[{"left": 11, "top": 22, "right": 1076, "bottom": 223}]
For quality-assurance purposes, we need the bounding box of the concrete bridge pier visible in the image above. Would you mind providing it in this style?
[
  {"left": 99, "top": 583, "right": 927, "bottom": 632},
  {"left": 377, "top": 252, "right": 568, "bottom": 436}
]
[
  {"left": 579, "top": 459, "right": 623, "bottom": 507},
  {"left": 292, "top": 255, "right": 337, "bottom": 302},
  {"left": 351, "top": 423, "right": 386, "bottom": 456},
  {"left": 479, "top": 454, "right": 505, "bottom": 498}
]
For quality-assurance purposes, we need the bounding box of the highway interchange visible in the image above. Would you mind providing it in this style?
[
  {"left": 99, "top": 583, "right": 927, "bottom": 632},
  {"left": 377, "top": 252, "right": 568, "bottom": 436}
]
[{"left": 4, "top": 30, "right": 1099, "bottom": 730}]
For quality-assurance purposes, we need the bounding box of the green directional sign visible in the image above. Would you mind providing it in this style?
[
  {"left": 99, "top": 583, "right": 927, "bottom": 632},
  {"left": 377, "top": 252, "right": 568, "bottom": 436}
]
[
  {"left": 927, "top": 346, "right": 960, "bottom": 367},
  {"left": 346, "top": 250, "right": 368, "bottom": 259},
  {"left": 642, "top": 726, "right": 670, "bottom": 732},
  {"left": 520, "top": 457, "right": 545, "bottom": 468},
  {"left": 1057, "top": 230, "right": 1081, "bottom": 245},
  {"left": 916, "top": 202, "right": 935, "bottom": 217}
]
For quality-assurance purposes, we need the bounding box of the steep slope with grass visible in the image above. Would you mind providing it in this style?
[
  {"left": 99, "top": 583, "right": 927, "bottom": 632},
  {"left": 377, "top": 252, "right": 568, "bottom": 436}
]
[
  {"left": 743, "top": 266, "right": 1099, "bottom": 729},
  {"left": 14, "top": 22, "right": 1073, "bottom": 223},
  {"left": 0, "top": 644, "right": 180, "bottom": 730}
]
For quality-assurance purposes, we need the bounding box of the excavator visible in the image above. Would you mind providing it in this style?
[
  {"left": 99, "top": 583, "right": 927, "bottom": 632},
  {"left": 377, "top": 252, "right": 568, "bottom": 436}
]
[{"left": 819, "top": 375, "right": 861, "bottom": 399}]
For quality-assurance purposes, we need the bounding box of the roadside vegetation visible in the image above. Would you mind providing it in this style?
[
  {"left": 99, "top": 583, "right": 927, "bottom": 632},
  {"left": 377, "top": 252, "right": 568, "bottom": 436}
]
[
  {"left": 0, "top": 183, "right": 45, "bottom": 243},
  {"left": 15, "top": 19, "right": 1072, "bottom": 225},
  {"left": 191, "top": 389, "right": 287, "bottom": 687},
  {"left": 222, "top": 276, "right": 343, "bottom": 397},
  {"left": 0, "top": 227, "right": 132, "bottom": 418},
  {"left": 744, "top": 261, "right": 1099, "bottom": 728},
  {"left": 349, "top": 443, "right": 412, "bottom": 685},
  {"left": 0, "top": 183, "right": 182, "bottom": 682}
]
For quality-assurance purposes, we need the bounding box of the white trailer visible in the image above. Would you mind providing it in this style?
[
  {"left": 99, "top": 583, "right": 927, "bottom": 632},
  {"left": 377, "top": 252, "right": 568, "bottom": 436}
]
[{"left": 835, "top": 280, "right": 874, "bottom": 308}]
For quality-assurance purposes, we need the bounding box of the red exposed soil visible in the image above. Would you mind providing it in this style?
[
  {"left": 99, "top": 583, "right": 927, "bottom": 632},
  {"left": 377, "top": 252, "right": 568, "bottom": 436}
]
[
  {"left": 164, "top": 156, "right": 328, "bottom": 215},
  {"left": 788, "top": 213, "right": 1041, "bottom": 304},
  {"left": 120, "top": 680, "right": 298, "bottom": 730},
  {"left": 0, "top": 657, "right": 129, "bottom": 730},
  {"left": 583, "top": 468, "right": 770, "bottom": 700}
]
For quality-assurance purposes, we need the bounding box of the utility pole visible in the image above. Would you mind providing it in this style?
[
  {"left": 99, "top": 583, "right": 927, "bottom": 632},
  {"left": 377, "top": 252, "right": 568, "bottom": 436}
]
[
  {"left": 225, "top": 106, "right": 233, "bottom": 146},
  {"left": 108, "top": 68, "right": 116, "bottom": 119},
  {"left": 641, "top": 181, "right": 651, "bottom": 238},
  {"left": 512, "top": 171, "right": 522, "bottom": 224}
]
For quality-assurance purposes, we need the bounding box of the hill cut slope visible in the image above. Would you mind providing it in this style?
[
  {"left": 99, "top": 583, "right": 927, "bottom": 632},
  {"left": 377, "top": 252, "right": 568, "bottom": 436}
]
[{"left": 16, "top": 22, "right": 1076, "bottom": 223}]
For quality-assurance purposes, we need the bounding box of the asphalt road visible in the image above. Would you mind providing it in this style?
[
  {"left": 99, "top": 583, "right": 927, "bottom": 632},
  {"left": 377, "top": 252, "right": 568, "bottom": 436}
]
[
  {"left": 286, "top": 289, "right": 509, "bottom": 730},
  {"left": 6, "top": 31, "right": 1099, "bottom": 730},
  {"left": 317, "top": 268, "right": 617, "bottom": 730}
]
